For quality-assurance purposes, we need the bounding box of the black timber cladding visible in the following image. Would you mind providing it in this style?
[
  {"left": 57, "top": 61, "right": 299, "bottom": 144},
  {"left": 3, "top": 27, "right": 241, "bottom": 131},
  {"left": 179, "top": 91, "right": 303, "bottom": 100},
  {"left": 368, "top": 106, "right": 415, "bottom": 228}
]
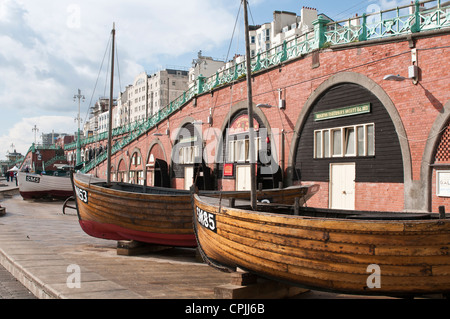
[{"left": 294, "top": 83, "right": 404, "bottom": 183}]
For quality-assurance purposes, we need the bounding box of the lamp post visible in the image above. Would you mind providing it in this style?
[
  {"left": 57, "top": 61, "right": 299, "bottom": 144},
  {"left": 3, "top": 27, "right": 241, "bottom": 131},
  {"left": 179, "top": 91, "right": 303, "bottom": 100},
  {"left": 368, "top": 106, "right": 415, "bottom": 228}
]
[
  {"left": 73, "top": 89, "right": 85, "bottom": 165},
  {"left": 32, "top": 125, "right": 39, "bottom": 145}
]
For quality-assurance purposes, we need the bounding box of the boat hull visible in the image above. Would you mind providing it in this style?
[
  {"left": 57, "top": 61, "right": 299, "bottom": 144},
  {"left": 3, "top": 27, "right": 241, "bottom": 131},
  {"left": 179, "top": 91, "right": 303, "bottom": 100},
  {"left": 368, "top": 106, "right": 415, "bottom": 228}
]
[
  {"left": 18, "top": 172, "right": 73, "bottom": 200},
  {"left": 192, "top": 194, "right": 450, "bottom": 296},
  {"left": 72, "top": 173, "right": 318, "bottom": 247}
]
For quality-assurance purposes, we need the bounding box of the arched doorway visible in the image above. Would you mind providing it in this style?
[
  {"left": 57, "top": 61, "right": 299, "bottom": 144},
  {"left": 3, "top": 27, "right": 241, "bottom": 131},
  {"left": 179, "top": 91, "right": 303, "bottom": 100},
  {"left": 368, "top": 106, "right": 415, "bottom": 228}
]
[
  {"left": 292, "top": 80, "right": 405, "bottom": 211},
  {"left": 172, "top": 122, "right": 213, "bottom": 190},
  {"left": 129, "top": 149, "right": 144, "bottom": 185},
  {"left": 117, "top": 158, "right": 127, "bottom": 182},
  {"left": 219, "top": 108, "right": 280, "bottom": 191},
  {"left": 146, "top": 142, "right": 170, "bottom": 187}
]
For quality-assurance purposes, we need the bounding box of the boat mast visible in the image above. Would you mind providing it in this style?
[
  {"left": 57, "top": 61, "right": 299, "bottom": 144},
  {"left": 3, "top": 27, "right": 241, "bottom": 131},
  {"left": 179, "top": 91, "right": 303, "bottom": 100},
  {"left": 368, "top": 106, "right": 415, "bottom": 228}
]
[
  {"left": 107, "top": 23, "right": 115, "bottom": 186},
  {"left": 243, "top": 0, "right": 257, "bottom": 210}
]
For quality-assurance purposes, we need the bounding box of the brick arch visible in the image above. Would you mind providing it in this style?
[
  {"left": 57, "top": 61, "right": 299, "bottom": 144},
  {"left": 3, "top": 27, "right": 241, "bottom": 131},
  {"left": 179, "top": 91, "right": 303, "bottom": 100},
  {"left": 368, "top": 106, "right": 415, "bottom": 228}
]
[
  {"left": 287, "top": 71, "right": 413, "bottom": 208},
  {"left": 128, "top": 147, "right": 144, "bottom": 184},
  {"left": 146, "top": 139, "right": 170, "bottom": 187},
  {"left": 128, "top": 147, "right": 144, "bottom": 171},
  {"left": 215, "top": 100, "right": 272, "bottom": 164},
  {"left": 145, "top": 139, "right": 167, "bottom": 166},
  {"left": 421, "top": 99, "right": 450, "bottom": 211},
  {"left": 116, "top": 156, "right": 128, "bottom": 182}
]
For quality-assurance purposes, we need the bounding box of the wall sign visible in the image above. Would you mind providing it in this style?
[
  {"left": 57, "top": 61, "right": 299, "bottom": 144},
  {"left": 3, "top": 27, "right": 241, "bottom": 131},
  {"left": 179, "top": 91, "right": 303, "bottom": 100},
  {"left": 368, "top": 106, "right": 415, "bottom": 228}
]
[
  {"left": 314, "top": 103, "right": 371, "bottom": 121},
  {"left": 229, "top": 114, "right": 259, "bottom": 135},
  {"left": 223, "top": 163, "right": 234, "bottom": 177},
  {"left": 437, "top": 170, "right": 450, "bottom": 197}
]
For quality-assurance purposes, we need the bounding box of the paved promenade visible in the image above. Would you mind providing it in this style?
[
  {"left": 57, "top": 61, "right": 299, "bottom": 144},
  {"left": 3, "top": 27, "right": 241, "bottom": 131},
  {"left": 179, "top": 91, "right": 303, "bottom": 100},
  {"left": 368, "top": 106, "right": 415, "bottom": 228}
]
[
  {"left": 0, "top": 180, "right": 437, "bottom": 302},
  {"left": 0, "top": 182, "right": 232, "bottom": 299}
]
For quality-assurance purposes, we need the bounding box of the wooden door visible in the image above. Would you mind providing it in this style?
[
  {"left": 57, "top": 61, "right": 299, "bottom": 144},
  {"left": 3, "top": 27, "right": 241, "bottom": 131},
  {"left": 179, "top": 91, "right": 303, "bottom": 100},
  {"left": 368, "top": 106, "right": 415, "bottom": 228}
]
[
  {"left": 236, "top": 165, "right": 251, "bottom": 191},
  {"left": 330, "top": 163, "right": 355, "bottom": 209},
  {"left": 184, "top": 166, "right": 194, "bottom": 190}
]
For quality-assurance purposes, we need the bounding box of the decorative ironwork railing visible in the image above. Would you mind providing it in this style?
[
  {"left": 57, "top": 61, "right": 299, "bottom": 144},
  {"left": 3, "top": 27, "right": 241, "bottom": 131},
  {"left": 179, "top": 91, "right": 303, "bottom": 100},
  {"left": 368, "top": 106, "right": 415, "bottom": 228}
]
[
  {"left": 324, "top": 0, "right": 450, "bottom": 45},
  {"left": 66, "top": 0, "right": 449, "bottom": 173}
]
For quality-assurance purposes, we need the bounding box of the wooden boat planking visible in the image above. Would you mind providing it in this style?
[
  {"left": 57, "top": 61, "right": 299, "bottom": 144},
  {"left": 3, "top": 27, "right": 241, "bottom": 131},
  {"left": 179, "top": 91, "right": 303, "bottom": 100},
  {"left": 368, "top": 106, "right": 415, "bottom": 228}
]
[
  {"left": 72, "top": 172, "right": 319, "bottom": 247},
  {"left": 73, "top": 173, "right": 196, "bottom": 246},
  {"left": 192, "top": 194, "right": 450, "bottom": 296}
]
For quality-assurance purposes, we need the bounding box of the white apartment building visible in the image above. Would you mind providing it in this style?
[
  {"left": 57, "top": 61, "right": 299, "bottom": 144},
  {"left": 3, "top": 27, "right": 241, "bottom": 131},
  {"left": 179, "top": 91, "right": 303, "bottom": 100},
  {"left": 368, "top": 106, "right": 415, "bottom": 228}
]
[
  {"left": 91, "top": 97, "right": 113, "bottom": 135},
  {"left": 249, "top": 7, "right": 322, "bottom": 57},
  {"left": 147, "top": 69, "right": 189, "bottom": 116},
  {"left": 188, "top": 51, "right": 226, "bottom": 88},
  {"left": 82, "top": 97, "right": 113, "bottom": 137},
  {"left": 114, "top": 69, "right": 189, "bottom": 128}
]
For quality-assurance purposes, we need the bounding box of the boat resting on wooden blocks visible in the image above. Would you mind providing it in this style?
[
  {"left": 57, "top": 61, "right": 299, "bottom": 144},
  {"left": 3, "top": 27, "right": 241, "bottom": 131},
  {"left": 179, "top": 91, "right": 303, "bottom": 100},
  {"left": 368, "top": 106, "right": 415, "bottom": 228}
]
[
  {"left": 192, "top": 194, "right": 450, "bottom": 296},
  {"left": 71, "top": 172, "right": 319, "bottom": 247}
]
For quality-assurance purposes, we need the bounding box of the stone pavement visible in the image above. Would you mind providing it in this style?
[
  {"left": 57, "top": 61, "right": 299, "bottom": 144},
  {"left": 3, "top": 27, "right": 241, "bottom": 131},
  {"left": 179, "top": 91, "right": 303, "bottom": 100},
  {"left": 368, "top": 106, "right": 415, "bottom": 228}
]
[
  {"left": 0, "top": 181, "right": 417, "bottom": 301},
  {"left": 0, "top": 261, "right": 35, "bottom": 299},
  {"left": 0, "top": 182, "right": 231, "bottom": 299}
]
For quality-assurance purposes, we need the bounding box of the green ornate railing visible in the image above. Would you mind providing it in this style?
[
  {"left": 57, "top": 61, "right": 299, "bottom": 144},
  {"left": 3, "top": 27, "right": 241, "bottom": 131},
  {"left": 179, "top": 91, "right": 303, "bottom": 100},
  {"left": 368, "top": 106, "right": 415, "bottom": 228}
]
[
  {"left": 324, "top": 0, "right": 449, "bottom": 45},
  {"left": 68, "top": 0, "right": 449, "bottom": 173},
  {"left": 43, "top": 155, "right": 67, "bottom": 169}
]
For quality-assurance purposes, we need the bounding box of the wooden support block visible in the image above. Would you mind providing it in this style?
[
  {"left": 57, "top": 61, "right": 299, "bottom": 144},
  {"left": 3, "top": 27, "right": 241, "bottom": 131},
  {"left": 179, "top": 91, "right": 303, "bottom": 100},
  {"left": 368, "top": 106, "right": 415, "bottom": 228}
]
[
  {"left": 116, "top": 240, "right": 171, "bottom": 256},
  {"left": 230, "top": 271, "right": 257, "bottom": 286},
  {"left": 215, "top": 271, "right": 308, "bottom": 299},
  {"left": 215, "top": 279, "right": 308, "bottom": 299}
]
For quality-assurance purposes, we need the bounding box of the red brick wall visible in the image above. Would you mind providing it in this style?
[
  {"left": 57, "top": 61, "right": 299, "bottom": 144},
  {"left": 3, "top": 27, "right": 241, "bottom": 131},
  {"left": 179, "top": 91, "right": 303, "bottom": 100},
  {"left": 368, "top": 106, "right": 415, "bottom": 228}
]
[{"left": 89, "top": 31, "right": 450, "bottom": 212}]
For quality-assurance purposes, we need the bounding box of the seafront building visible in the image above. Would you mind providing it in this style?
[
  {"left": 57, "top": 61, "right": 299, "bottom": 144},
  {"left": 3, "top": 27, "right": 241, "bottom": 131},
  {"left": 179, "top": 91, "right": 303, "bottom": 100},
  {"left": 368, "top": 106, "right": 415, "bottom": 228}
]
[
  {"left": 60, "top": 0, "right": 449, "bottom": 214},
  {"left": 249, "top": 7, "right": 325, "bottom": 57},
  {"left": 114, "top": 69, "right": 189, "bottom": 129}
]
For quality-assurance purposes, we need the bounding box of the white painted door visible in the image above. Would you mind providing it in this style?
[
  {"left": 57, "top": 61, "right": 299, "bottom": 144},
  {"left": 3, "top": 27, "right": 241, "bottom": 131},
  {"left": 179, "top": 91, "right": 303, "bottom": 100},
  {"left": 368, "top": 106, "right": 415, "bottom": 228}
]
[
  {"left": 236, "top": 165, "right": 251, "bottom": 191},
  {"left": 330, "top": 163, "right": 355, "bottom": 210},
  {"left": 184, "top": 166, "right": 194, "bottom": 190}
]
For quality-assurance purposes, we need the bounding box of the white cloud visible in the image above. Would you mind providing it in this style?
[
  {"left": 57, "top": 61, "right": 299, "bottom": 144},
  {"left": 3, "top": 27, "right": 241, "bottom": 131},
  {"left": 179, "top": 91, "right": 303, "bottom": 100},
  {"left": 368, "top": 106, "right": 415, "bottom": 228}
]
[
  {"left": 0, "top": 0, "right": 238, "bottom": 160},
  {"left": 0, "top": 116, "right": 78, "bottom": 159}
]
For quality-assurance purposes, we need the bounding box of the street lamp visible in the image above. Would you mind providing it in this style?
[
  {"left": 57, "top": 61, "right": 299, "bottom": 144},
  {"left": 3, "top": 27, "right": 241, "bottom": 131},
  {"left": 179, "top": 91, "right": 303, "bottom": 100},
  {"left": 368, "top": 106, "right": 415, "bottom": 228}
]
[
  {"left": 383, "top": 74, "right": 406, "bottom": 81},
  {"left": 73, "top": 89, "right": 85, "bottom": 165},
  {"left": 256, "top": 89, "right": 285, "bottom": 109},
  {"left": 32, "top": 125, "right": 39, "bottom": 144}
]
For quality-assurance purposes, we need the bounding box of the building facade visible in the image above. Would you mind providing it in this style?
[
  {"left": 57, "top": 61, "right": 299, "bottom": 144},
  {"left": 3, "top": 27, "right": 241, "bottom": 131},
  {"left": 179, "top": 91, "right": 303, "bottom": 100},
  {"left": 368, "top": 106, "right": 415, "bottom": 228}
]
[
  {"left": 67, "top": 1, "right": 450, "bottom": 214},
  {"left": 115, "top": 69, "right": 189, "bottom": 127}
]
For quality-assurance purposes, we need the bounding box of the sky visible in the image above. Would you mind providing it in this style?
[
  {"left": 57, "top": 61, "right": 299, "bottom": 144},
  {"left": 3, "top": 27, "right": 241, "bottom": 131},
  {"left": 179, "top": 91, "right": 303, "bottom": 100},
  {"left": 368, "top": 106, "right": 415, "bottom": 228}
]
[{"left": 0, "top": 0, "right": 411, "bottom": 160}]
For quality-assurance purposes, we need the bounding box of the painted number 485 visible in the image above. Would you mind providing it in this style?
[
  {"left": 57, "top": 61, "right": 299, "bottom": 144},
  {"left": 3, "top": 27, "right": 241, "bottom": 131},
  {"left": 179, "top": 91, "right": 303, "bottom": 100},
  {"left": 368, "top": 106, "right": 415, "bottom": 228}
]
[{"left": 196, "top": 207, "right": 217, "bottom": 232}]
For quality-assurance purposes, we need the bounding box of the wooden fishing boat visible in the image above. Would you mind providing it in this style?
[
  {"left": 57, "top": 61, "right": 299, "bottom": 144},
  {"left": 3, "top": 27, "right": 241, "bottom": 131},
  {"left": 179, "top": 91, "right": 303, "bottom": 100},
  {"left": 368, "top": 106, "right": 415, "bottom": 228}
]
[
  {"left": 18, "top": 172, "right": 73, "bottom": 200},
  {"left": 191, "top": 0, "right": 450, "bottom": 297},
  {"left": 72, "top": 172, "right": 318, "bottom": 247},
  {"left": 71, "top": 23, "right": 319, "bottom": 248},
  {"left": 192, "top": 194, "right": 450, "bottom": 296}
]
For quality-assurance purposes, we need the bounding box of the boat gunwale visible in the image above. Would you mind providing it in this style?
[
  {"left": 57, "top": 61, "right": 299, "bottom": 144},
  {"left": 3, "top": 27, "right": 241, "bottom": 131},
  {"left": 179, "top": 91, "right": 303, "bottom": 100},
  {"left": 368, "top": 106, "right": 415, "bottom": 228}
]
[
  {"left": 73, "top": 172, "right": 317, "bottom": 201},
  {"left": 194, "top": 194, "right": 450, "bottom": 233}
]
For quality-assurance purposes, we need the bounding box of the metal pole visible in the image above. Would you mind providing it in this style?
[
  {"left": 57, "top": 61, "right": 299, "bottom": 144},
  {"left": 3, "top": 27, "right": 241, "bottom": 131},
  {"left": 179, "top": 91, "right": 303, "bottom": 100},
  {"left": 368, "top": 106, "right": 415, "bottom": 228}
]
[
  {"left": 107, "top": 23, "right": 115, "bottom": 185},
  {"left": 74, "top": 89, "right": 84, "bottom": 165},
  {"left": 243, "top": 0, "right": 257, "bottom": 210}
]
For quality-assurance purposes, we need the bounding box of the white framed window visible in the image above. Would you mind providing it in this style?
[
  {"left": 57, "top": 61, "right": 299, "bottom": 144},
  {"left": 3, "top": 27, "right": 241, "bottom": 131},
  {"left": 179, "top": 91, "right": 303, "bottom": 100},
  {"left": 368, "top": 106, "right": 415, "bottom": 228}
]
[
  {"left": 228, "top": 137, "right": 261, "bottom": 163},
  {"left": 178, "top": 146, "right": 199, "bottom": 164},
  {"left": 314, "top": 123, "right": 375, "bottom": 159},
  {"left": 137, "top": 171, "right": 144, "bottom": 185}
]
